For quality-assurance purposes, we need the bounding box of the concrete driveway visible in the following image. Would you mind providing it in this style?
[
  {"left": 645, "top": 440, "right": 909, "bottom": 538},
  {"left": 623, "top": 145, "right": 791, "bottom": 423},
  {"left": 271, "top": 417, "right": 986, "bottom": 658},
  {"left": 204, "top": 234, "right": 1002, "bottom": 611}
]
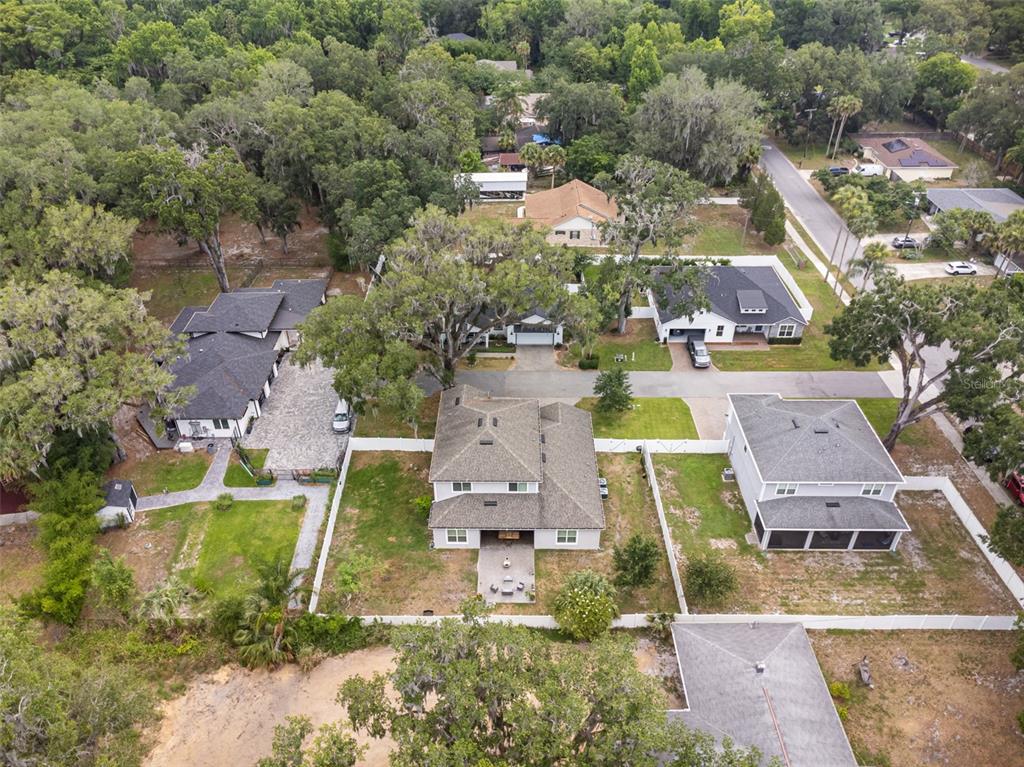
[
  {"left": 891, "top": 261, "right": 996, "bottom": 281},
  {"left": 514, "top": 346, "right": 560, "bottom": 371},
  {"left": 243, "top": 356, "right": 347, "bottom": 472}
]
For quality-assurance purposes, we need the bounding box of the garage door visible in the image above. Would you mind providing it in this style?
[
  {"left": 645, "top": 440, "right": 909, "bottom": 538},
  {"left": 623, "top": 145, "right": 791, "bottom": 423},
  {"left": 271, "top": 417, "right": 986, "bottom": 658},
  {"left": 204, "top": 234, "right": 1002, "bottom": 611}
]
[
  {"left": 668, "top": 328, "right": 707, "bottom": 343},
  {"left": 516, "top": 330, "right": 555, "bottom": 345}
]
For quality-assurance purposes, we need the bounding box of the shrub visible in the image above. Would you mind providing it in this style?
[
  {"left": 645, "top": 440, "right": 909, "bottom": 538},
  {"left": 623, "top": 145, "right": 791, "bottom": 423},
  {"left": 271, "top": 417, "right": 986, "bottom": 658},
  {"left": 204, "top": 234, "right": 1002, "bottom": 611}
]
[
  {"left": 291, "top": 613, "right": 371, "bottom": 654},
  {"left": 414, "top": 494, "right": 433, "bottom": 518},
  {"left": 552, "top": 570, "right": 619, "bottom": 640},
  {"left": 207, "top": 595, "right": 247, "bottom": 642},
  {"left": 467, "top": 350, "right": 478, "bottom": 367},
  {"left": 612, "top": 534, "right": 661, "bottom": 588},
  {"left": 684, "top": 553, "right": 737, "bottom": 606},
  {"left": 291, "top": 495, "right": 306, "bottom": 512},
  {"left": 579, "top": 356, "right": 600, "bottom": 370},
  {"left": 332, "top": 553, "right": 378, "bottom": 605},
  {"left": 829, "top": 680, "right": 852, "bottom": 702},
  {"left": 984, "top": 505, "right": 1024, "bottom": 568},
  {"left": 593, "top": 368, "right": 633, "bottom": 412},
  {"left": 91, "top": 550, "right": 138, "bottom": 621},
  {"left": 213, "top": 493, "right": 234, "bottom": 512},
  {"left": 836, "top": 704, "right": 849, "bottom": 722}
]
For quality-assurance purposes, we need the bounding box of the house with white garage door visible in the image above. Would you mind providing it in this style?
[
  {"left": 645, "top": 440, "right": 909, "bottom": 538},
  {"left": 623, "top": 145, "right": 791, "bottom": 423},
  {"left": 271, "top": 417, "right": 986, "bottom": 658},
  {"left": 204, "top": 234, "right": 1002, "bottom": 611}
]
[
  {"left": 649, "top": 262, "right": 811, "bottom": 344},
  {"left": 428, "top": 384, "right": 604, "bottom": 550},
  {"left": 725, "top": 394, "right": 909, "bottom": 551}
]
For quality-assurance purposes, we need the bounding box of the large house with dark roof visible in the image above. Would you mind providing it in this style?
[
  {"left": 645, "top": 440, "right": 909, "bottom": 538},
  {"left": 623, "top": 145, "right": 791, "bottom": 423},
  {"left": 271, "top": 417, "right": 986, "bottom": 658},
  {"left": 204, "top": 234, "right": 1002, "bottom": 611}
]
[
  {"left": 725, "top": 394, "right": 908, "bottom": 551},
  {"left": 649, "top": 262, "right": 812, "bottom": 344},
  {"left": 165, "top": 279, "right": 326, "bottom": 441},
  {"left": 428, "top": 384, "right": 604, "bottom": 549}
]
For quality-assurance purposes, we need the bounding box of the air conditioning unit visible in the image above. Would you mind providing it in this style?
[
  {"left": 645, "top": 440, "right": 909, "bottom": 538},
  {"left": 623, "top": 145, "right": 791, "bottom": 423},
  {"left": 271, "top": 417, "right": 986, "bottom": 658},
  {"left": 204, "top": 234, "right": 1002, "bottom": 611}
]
[{"left": 722, "top": 467, "right": 736, "bottom": 482}]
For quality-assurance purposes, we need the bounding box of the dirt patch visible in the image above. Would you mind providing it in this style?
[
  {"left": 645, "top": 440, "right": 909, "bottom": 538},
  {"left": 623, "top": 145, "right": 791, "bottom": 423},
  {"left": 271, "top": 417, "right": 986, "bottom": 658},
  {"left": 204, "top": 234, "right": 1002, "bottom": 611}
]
[
  {"left": 327, "top": 269, "right": 370, "bottom": 297},
  {"left": 634, "top": 636, "right": 685, "bottom": 709},
  {"left": 132, "top": 207, "right": 330, "bottom": 269},
  {"left": 143, "top": 647, "right": 397, "bottom": 767},
  {"left": 0, "top": 524, "right": 45, "bottom": 601},
  {"left": 101, "top": 514, "right": 183, "bottom": 593},
  {"left": 810, "top": 630, "right": 1024, "bottom": 767}
]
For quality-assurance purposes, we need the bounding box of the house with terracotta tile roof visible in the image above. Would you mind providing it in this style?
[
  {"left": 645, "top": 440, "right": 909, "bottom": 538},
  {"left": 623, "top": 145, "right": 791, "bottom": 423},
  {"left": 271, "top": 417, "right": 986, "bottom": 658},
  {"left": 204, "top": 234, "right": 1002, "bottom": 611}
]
[{"left": 521, "top": 179, "right": 618, "bottom": 246}]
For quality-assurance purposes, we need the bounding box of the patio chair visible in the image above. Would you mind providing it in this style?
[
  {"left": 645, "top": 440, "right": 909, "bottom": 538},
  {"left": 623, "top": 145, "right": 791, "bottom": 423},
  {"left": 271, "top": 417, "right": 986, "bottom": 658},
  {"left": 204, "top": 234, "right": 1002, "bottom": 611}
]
[{"left": 489, "top": 583, "right": 498, "bottom": 593}]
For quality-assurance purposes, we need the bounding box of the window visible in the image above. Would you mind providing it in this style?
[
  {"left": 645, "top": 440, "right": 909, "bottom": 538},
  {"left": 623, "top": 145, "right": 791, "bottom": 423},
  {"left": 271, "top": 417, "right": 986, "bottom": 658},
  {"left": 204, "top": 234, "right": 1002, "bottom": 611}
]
[
  {"left": 508, "top": 482, "right": 527, "bottom": 492},
  {"left": 777, "top": 324, "right": 796, "bottom": 338},
  {"left": 556, "top": 529, "right": 578, "bottom": 545},
  {"left": 213, "top": 419, "right": 229, "bottom": 430},
  {"left": 554, "top": 230, "right": 565, "bottom": 235},
  {"left": 715, "top": 325, "right": 725, "bottom": 337},
  {"left": 861, "top": 483, "right": 885, "bottom": 496},
  {"left": 446, "top": 528, "right": 468, "bottom": 544},
  {"left": 452, "top": 481, "right": 472, "bottom": 492},
  {"left": 775, "top": 483, "right": 798, "bottom": 496},
  {"left": 569, "top": 230, "right": 581, "bottom": 240}
]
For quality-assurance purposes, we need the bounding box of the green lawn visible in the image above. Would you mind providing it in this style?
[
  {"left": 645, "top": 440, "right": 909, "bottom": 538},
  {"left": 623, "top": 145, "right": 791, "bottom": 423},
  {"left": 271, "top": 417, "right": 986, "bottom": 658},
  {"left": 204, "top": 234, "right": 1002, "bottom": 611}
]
[
  {"left": 711, "top": 265, "right": 888, "bottom": 372},
  {"left": 223, "top": 448, "right": 269, "bottom": 488},
  {"left": 855, "top": 398, "right": 929, "bottom": 448},
  {"left": 354, "top": 392, "right": 439, "bottom": 438},
  {"left": 577, "top": 397, "right": 699, "bottom": 439},
  {"left": 131, "top": 267, "right": 249, "bottom": 325},
  {"left": 145, "top": 498, "right": 305, "bottom": 598},
  {"left": 121, "top": 451, "right": 210, "bottom": 496},
  {"left": 566, "top": 319, "right": 672, "bottom": 371},
  {"left": 322, "top": 453, "right": 475, "bottom": 614},
  {"left": 774, "top": 137, "right": 853, "bottom": 171}
]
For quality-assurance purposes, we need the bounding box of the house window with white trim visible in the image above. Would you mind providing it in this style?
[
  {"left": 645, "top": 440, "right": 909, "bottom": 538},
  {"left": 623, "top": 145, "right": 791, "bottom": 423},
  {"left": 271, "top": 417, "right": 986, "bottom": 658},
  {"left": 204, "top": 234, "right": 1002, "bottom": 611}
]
[
  {"left": 777, "top": 324, "right": 796, "bottom": 338},
  {"left": 213, "top": 418, "right": 230, "bottom": 429},
  {"left": 446, "top": 528, "right": 468, "bottom": 544},
  {"left": 861, "top": 483, "right": 885, "bottom": 496},
  {"left": 556, "top": 529, "right": 578, "bottom": 544},
  {"left": 715, "top": 325, "right": 725, "bottom": 337},
  {"left": 452, "top": 481, "right": 472, "bottom": 492},
  {"left": 508, "top": 482, "right": 527, "bottom": 492},
  {"left": 775, "top": 483, "right": 798, "bottom": 496},
  {"left": 569, "top": 230, "right": 581, "bottom": 240}
]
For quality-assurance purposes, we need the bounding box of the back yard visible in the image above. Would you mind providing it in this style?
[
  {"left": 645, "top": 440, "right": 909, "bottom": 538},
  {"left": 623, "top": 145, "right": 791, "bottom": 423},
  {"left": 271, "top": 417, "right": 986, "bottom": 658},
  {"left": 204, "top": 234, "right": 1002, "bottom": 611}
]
[
  {"left": 656, "top": 454, "right": 1016, "bottom": 615},
  {"left": 319, "top": 452, "right": 475, "bottom": 615},
  {"left": 112, "top": 450, "right": 211, "bottom": 496},
  {"left": 811, "top": 630, "right": 1024, "bottom": 767},
  {"left": 103, "top": 498, "right": 305, "bottom": 596},
  {"left": 497, "top": 453, "right": 679, "bottom": 616},
  {"left": 353, "top": 393, "right": 440, "bottom": 439}
]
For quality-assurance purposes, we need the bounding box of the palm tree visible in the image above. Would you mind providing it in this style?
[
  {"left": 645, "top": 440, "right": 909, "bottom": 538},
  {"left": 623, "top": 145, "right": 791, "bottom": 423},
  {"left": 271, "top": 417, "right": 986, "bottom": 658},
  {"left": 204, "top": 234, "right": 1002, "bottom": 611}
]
[
  {"left": 233, "top": 558, "right": 306, "bottom": 668},
  {"left": 138, "top": 576, "right": 197, "bottom": 637},
  {"left": 847, "top": 242, "right": 895, "bottom": 291},
  {"left": 995, "top": 210, "right": 1024, "bottom": 277},
  {"left": 491, "top": 81, "right": 524, "bottom": 130},
  {"left": 542, "top": 144, "right": 566, "bottom": 189},
  {"left": 518, "top": 142, "right": 544, "bottom": 184},
  {"left": 827, "top": 95, "right": 863, "bottom": 159}
]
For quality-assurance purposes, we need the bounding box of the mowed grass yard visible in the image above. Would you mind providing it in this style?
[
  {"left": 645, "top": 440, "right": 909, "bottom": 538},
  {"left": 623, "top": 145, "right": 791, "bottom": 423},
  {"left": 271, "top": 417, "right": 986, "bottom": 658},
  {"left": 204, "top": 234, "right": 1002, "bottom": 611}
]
[
  {"left": 656, "top": 454, "right": 1016, "bottom": 615},
  {"left": 321, "top": 452, "right": 476, "bottom": 615},
  {"left": 497, "top": 453, "right": 679, "bottom": 616},
  {"left": 117, "top": 450, "right": 211, "bottom": 496},
  {"left": 135, "top": 498, "right": 305, "bottom": 598},
  {"left": 576, "top": 397, "right": 699, "bottom": 439},
  {"left": 353, "top": 392, "right": 440, "bottom": 439},
  {"left": 561, "top": 319, "right": 672, "bottom": 371},
  {"left": 710, "top": 263, "right": 889, "bottom": 372},
  {"left": 223, "top": 448, "right": 270, "bottom": 488}
]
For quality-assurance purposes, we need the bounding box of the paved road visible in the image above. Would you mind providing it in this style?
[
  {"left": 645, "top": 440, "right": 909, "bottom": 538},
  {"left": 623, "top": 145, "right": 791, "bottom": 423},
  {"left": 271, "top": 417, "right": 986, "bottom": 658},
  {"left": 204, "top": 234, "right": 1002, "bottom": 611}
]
[
  {"left": 961, "top": 54, "right": 1009, "bottom": 74},
  {"left": 457, "top": 369, "right": 893, "bottom": 398},
  {"left": 760, "top": 139, "right": 861, "bottom": 276}
]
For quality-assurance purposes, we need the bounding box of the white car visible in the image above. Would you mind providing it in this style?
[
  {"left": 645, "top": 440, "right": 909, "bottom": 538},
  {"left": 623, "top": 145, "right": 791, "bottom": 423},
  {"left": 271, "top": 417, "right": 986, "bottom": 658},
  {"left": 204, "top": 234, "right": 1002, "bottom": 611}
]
[
  {"left": 944, "top": 261, "right": 978, "bottom": 275},
  {"left": 332, "top": 398, "right": 352, "bottom": 433}
]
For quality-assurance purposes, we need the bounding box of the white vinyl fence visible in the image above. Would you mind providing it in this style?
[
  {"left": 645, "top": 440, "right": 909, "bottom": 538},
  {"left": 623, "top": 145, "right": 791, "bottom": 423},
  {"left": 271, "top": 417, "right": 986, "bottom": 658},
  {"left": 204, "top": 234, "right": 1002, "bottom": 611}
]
[
  {"left": 595, "top": 439, "right": 728, "bottom": 454},
  {"left": 348, "top": 437, "right": 434, "bottom": 452},
  {"left": 308, "top": 441, "right": 353, "bottom": 613},
  {"left": 641, "top": 444, "right": 688, "bottom": 614}
]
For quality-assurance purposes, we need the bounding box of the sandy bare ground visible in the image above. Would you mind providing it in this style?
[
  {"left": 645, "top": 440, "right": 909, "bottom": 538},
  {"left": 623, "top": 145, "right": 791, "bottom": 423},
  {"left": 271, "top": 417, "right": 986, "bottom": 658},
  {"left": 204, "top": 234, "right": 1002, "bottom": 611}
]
[{"left": 144, "top": 647, "right": 396, "bottom": 767}]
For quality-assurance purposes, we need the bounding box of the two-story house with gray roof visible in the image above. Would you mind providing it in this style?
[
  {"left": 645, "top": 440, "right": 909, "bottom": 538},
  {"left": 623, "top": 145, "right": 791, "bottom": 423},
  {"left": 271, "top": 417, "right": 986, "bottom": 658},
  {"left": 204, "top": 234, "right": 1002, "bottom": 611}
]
[
  {"left": 725, "top": 394, "right": 909, "bottom": 551},
  {"left": 649, "top": 263, "right": 812, "bottom": 345},
  {"left": 164, "top": 279, "right": 325, "bottom": 441},
  {"left": 428, "top": 384, "right": 605, "bottom": 549}
]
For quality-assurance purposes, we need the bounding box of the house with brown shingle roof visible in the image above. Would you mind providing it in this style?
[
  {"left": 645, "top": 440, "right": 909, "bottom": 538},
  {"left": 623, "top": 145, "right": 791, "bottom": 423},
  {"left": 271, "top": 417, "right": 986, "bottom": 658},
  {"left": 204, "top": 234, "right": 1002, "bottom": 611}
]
[
  {"left": 521, "top": 179, "right": 618, "bottom": 246},
  {"left": 428, "top": 384, "right": 605, "bottom": 549},
  {"left": 857, "top": 137, "right": 957, "bottom": 181}
]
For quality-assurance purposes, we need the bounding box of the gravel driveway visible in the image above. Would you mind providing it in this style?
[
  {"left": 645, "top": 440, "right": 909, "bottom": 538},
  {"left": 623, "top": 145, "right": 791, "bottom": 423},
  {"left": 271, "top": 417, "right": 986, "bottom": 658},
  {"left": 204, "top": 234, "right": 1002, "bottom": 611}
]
[{"left": 243, "top": 356, "right": 347, "bottom": 472}]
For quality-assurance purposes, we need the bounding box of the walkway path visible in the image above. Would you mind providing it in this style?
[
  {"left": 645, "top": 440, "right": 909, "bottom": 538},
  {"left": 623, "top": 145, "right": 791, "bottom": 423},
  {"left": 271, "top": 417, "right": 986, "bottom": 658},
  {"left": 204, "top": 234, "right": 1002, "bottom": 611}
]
[{"left": 135, "top": 441, "right": 329, "bottom": 592}]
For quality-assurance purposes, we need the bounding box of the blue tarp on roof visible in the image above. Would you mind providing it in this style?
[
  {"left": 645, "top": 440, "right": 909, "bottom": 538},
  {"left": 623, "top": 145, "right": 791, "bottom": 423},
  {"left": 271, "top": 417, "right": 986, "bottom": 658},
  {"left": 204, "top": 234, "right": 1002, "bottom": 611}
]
[{"left": 531, "top": 134, "right": 562, "bottom": 146}]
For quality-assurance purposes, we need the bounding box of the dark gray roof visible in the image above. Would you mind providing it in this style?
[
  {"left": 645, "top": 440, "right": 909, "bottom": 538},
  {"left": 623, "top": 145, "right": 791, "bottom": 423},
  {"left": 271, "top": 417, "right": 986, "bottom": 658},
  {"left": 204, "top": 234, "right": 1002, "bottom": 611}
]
[
  {"left": 729, "top": 394, "right": 904, "bottom": 484},
  {"left": 168, "top": 332, "right": 279, "bottom": 419},
  {"left": 442, "top": 32, "right": 477, "bottom": 42},
  {"left": 651, "top": 266, "right": 807, "bottom": 326},
  {"left": 102, "top": 479, "right": 135, "bottom": 508},
  {"left": 736, "top": 289, "right": 767, "bottom": 312},
  {"left": 429, "top": 390, "right": 603, "bottom": 530},
  {"left": 170, "top": 306, "right": 208, "bottom": 335},
  {"left": 183, "top": 292, "right": 284, "bottom": 334},
  {"left": 236, "top": 279, "right": 327, "bottom": 331},
  {"left": 429, "top": 385, "right": 543, "bottom": 483},
  {"left": 926, "top": 187, "right": 1024, "bottom": 223},
  {"left": 756, "top": 496, "right": 909, "bottom": 531},
  {"left": 672, "top": 622, "right": 857, "bottom": 767}
]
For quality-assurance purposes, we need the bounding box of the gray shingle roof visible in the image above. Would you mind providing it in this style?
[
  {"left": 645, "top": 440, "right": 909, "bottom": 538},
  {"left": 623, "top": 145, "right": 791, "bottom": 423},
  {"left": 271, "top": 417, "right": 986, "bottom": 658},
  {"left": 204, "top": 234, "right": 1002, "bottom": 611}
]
[
  {"left": 651, "top": 266, "right": 807, "bottom": 326},
  {"left": 102, "top": 479, "right": 135, "bottom": 508},
  {"left": 236, "top": 279, "right": 327, "bottom": 331},
  {"left": 926, "top": 187, "right": 1024, "bottom": 223},
  {"left": 183, "top": 292, "right": 284, "bottom": 334},
  {"left": 729, "top": 394, "right": 904, "bottom": 484},
  {"left": 168, "top": 332, "right": 279, "bottom": 419},
  {"left": 428, "top": 387, "right": 604, "bottom": 530},
  {"left": 756, "top": 496, "right": 909, "bottom": 531},
  {"left": 672, "top": 622, "right": 857, "bottom": 767},
  {"left": 170, "top": 306, "right": 208, "bottom": 335}
]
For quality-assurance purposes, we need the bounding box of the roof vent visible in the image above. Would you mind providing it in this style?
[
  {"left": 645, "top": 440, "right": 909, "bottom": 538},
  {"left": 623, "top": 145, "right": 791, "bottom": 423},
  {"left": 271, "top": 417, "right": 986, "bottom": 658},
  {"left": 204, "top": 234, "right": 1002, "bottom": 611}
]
[
  {"left": 483, "top": 500, "right": 497, "bottom": 507},
  {"left": 480, "top": 438, "right": 494, "bottom": 445},
  {"left": 114, "top": 483, "right": 122, "bottom": 490},
  {"left": 792, "top": 418, "right": 799, "bottom": 429},
  {"left": 540, "top": 434, "right": 545, "bottom": 444},
  {"left": 477, "top": 418, "right": 483, "bottom": 427},
  {"left": 455, "top": 396, "right": 460, "bottom": 406},
  {"left": 825, "top": 501, "right": 841, "bottom": 508},
  {"left": 813, "top": 426, "right": 830, "bottom": 434},
  {"left": 541, "top": 452, "right": 546, "bottom": 463},
  {"left": 492, "top": 417, "right": 498, "bottom": 427},
  {"left": 755, "top": 662, "right": 766, "bottom": 674}
]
